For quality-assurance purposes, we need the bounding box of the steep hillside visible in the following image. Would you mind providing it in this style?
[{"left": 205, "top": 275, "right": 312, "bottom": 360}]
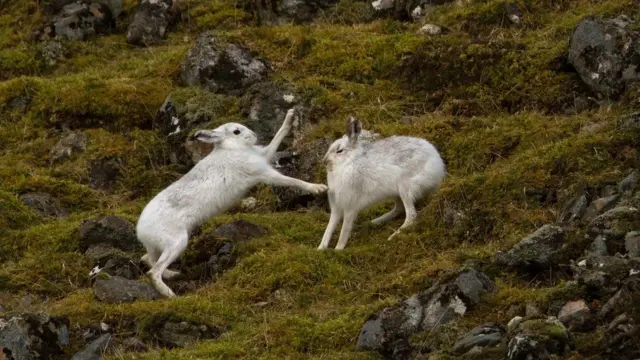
[{"left": 1, "top": 0, "right": 640, "bottom": 358}]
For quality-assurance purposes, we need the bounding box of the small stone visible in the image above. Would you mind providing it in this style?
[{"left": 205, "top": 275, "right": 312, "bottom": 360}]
[
  {"left": 625, "top": 232, "right": 640, "bottom": 257},
  {"left": 89, "top": 157, "right": 122, "bottom": 191},
  {"left": 583, "top": 195, "right": 621, "bottom": 222},
  {"left": 588, "top": 235, "right": 609, "bottom": 257},
  {"left": 557, "top": 300, "right": 594, "bottom": 332},
  {"left": 146, "top": 316, "right": 221, "bottom": 348},
  {"left": 417, "top": 24, "right": 442, "bottom": 36},
  {"left": 240, "top": 197, "right": 258, "bottom": 211},
  {"left": 451, "top": 323, "right": 506, "bottom": 355},
  {"left": 619, "top": 170, "right": 639, "bottom": 193},
  {"left": 525, "top": 303, "right": 543, "bottom": 318},
  {"left": 495, "top": 225, "right": 565, "bottom": 274},
  {"left": 93, "top": 276, "right": 160, "bottom": 304},
  {"left": 507, "top": 316, "right": 523, "bottom": 333},
  {"left": 505, "top": 4, "right": 522, "bottom": 25}
]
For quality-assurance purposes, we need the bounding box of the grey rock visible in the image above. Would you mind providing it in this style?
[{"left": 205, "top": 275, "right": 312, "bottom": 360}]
[
  {"left": 451, "top": 323, "right": 506, "bottom": 355},
  {"left": 126, "top": 0, "right": 175, "bottom": 47},
  {"left": 180, "top": 32, "right": 270, "bottom": 96},
  {"left": 507, "top": 334, "right": 551, "bottom": 360},
  {"left": 619, "top": 170, "right": 639, "bottom": 193},
  {"left": 71, "top": 333, "right": 111, "bottom": 360},
  {"left": 36, "top": 1, "right": 116, "bottom": 42},
  {"left": 567, "top": 15, "right": 640, "bottom": 99},
  {"left": 558, "top": 193, "right": 588, "bottom": 223},
  {"left": 356, "top": 268, "right": 495, "bottom": 357},
  {"left": 146, "top": 316, "right": 221, "bottom": 348},
  {"left": 19, "top": 192, "right": 68, "bottom": 218},
  {"left": 582, "top": 194, "right": 621, "bottom": 223},
  {"left": 206, "top": 242, "right": 236, "bottom": 277},
  {"left": 212, "top": 220, "right": 267, "bottom": 241},
  {"left": 557, "top": 300, "right": 594, "bottom": 332},
  {"left": 625, "top": 231, "right": 640, "bottom": 257},
  {"left": 573, "top": 255, "right": 637, "bottom": 296},
  {"left": 85, "top": 244, "right": 142, "bottom": 280},
  {"left": 93, "top": 276, "right": 160, "bottom": 304},
  {"left": 495, "top": 225, "right": 565, "bottom": 274},
  {"left": 50, "top": 132, "right": 88, "bottom": 164},
  {"left": 0, "top": 312, "right": 70, "bottom": 360},
  {"left": 89, "top": 156, "right": 122, "bottom": 191},
  {"left": 79, "top": 215, "right": 137, "bottom": 251},
  {"left": 601, "top": 184, "right": 618, "bottom": 197}
]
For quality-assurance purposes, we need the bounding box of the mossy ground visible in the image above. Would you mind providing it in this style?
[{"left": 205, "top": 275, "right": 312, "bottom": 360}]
[{"left": 0, "top": 0, "right": 638, "bottom": 358}]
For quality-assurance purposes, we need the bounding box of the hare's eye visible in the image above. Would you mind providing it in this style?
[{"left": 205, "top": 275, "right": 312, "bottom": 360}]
[
  {"left": 336, "top": 149, "right": 344, "bottom": 153},
  {"left": 233, "top": 129, "right": 241, "bottom": 135}
]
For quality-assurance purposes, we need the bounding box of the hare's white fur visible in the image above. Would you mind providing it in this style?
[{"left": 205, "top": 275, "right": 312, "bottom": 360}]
[
  {"left": 136, "top": 109, "right": 328, "bottom": 298},
  {"left": 318, "top": 116, "right": 445, "bottom": 250}
]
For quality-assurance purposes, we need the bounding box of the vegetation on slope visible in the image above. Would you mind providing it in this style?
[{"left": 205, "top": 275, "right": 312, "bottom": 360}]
[{"left": 0, "top": 0, "right": 639, "bottom": 358}]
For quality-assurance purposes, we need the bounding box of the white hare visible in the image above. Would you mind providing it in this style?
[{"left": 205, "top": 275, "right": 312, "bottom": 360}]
[
  {"left": 318, "top": 116, "right": 445, "bottom": 250},
  {"left": 136, "top": 109, "right": 328, "bottom": 298}
]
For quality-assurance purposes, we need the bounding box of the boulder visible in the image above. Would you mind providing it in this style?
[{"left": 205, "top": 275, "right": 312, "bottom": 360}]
[
  {"left": 126, "top": 0, "right": 176, "bottom": 47},
  {"left": 49, "top": 132, "right": 88, "bottom": 164},
  {"left": 355, "top": 268, "right": 495, "bottom": 357},
  {"left": 180, "top": 32, "right": 270, "bottom": 96},
  {"left": 19, "top": 192, "right": 68, "bottom": 218},
  {"left": 582, "top": 194, "right": 621, "bottom": 222},
  {"left": 567, "top": 15, "right": 640, "bottom": 99},
  {"left": 0, "top": 312, "right": 70, "bottom": 360},
  {"left": 451, "top": 323, "right": 506, "bottom": 355},
  {"left": 70, "top": 333, "right": 111, "bottom": 360},
  {"left": 495, "top": 225, "right": 566, "bottom": 274},
  {"left": 506, "top": 317, "right": 573, "bottom": 360},
  {"left": 79, "top": 215, "right": 137, "bottom": 251},
  {"left": 93, "top": 276, "right": 160, "bottom": 304},
  {"left": 36, "top": 1, "right": 116, "bottom": 42}
]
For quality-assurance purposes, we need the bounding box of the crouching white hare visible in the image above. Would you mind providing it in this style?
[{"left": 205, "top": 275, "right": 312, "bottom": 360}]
[
  {"left": 136, "top": 109, "right": 328, "bottom": 298},
  {"left": 318, "top": 116, "right": 445, "bottom": 250}
]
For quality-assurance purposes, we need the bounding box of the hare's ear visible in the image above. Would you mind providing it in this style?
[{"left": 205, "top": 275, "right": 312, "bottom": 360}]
[{"left": 346, "top": 115, "right": 361, "bottom": 146}]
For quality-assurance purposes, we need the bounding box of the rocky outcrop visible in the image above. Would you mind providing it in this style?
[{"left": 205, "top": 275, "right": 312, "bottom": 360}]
[
  {"left": 355, "top": 268, "right": 495, "bottom": 358},
  {"left": 19, "top": 192, "right": 68, "bottom": 218},
  {"left": 568, "top": 15, "right": 640, "bottom": 99},
  {"left": 93, "top": 276, "right": 160, "bottom": 303},
  {"left": 35, "top": 1, "right": 117, "bottom": 42},
  {"left": 126, "top": 0, "right": 176, "bottom": 47},
  {"left": 79, "top": 215, "right": 137, "bottom": 251},
  {"left": 0, "top": 312, "right": 70, "bottom": 360},
  {"left": 180, "top": 32, "right": 270, "bottom": 96}
]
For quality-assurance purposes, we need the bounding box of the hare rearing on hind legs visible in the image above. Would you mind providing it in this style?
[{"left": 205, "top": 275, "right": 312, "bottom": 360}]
[
  {"left": 317, "top": 116, "right": 445, "bottom": 251},
  {"left": 136, "top": 109, "right": 328, "bottom": 298}
]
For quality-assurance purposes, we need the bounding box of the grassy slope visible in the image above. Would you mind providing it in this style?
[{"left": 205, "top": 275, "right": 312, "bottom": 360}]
[{"left": 0, "top": 0, "right": 639, "bottom": 358}]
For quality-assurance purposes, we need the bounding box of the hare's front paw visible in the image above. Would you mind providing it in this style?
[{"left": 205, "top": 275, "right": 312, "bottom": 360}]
[{"left": 307, "top": 183, "right": 328, "bottom": 194}]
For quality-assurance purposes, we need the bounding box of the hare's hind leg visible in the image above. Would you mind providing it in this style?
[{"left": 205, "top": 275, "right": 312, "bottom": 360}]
[
  {"left": 371, "top": 198, "right": 404, "bottom": 226},
  {"left": 141, "top": 252, "right": 181, "bottom": 280},
  {"left": 388, "top": 186, "right": 417, "bottom": 240},
  {"left": 147, "top": 232, "right": 188, "bottom": 298}
]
